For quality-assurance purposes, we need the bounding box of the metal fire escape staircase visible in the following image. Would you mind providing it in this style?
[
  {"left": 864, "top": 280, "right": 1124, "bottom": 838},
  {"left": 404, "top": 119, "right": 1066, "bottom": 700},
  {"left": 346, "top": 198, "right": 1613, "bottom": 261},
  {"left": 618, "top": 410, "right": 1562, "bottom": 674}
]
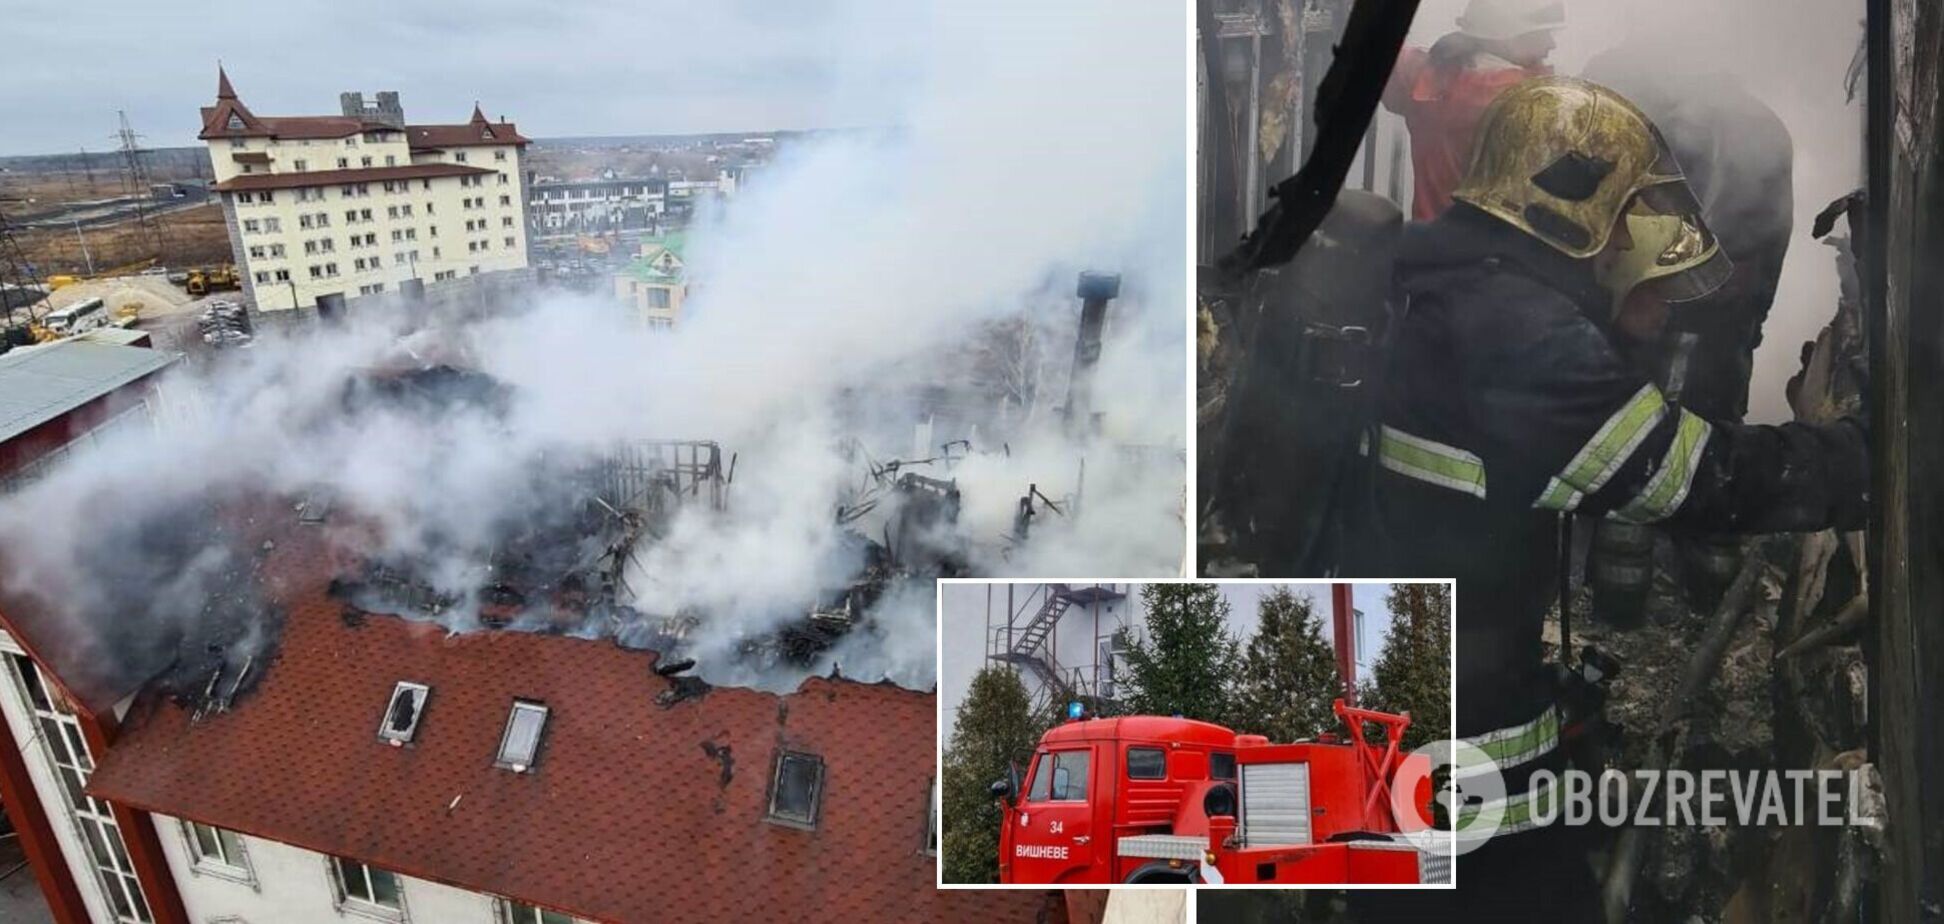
[{"left": 991, "top": 584, "right": 1084, "bottom": 711}]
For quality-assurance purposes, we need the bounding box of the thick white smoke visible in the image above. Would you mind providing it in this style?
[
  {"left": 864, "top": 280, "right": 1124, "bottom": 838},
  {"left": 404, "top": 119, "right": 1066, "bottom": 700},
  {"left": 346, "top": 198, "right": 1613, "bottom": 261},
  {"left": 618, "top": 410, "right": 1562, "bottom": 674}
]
[{"left": 0, "top": 0, "right": 1186, "bottom": 697}]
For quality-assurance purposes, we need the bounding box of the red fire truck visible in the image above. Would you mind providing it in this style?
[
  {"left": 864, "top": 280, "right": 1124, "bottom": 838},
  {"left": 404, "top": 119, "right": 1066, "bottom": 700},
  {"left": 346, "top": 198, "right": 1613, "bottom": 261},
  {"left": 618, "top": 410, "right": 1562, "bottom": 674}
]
[{"left": 991, "top": 698, "right": 1446, "bottom": 885}]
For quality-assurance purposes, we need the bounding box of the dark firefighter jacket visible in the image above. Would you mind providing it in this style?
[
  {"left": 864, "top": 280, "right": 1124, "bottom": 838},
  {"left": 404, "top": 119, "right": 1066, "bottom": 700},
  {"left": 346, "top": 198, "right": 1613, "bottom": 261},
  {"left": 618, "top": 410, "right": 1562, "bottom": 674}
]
[{"left": 1345, "top": 204, "right": 1868, "bottom": 826}]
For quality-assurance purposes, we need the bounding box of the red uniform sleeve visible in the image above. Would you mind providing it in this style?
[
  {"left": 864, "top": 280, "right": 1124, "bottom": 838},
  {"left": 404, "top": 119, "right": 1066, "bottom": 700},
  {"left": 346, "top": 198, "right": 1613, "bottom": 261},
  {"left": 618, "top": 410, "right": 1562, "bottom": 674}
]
[{"left": 1384, "top": 47, "right": 1431, "bottom": 116}]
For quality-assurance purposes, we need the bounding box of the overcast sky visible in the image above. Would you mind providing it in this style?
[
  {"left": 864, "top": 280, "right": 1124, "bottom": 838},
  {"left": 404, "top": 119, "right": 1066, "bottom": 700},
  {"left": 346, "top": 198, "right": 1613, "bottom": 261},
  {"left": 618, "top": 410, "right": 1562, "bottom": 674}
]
[
  {"left": 0, "top": 0, "right": 957, "bottom": 156},
  {"left": 939, "top": 581, "right": 1400, "bottom": 724}
]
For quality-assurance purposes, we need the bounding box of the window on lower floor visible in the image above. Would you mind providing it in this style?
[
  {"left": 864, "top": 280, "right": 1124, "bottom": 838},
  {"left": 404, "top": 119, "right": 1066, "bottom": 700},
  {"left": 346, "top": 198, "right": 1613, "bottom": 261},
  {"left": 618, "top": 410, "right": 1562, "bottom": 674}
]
[
  {"left": 184, "top": 821, "right": 253, "bottom": 882},
  {"left": 501, "top": 900, "right": 572, "bottom": 924},
  {"left": 330, "top": 856, "right": 404, "bottom": 917}
]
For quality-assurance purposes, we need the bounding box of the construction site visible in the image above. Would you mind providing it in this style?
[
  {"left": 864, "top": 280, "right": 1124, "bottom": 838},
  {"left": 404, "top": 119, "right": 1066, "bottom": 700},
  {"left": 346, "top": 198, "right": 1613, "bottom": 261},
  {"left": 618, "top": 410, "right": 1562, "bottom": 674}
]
[{"left": 0, "top": 114, "right": 253, "bottom": 357}]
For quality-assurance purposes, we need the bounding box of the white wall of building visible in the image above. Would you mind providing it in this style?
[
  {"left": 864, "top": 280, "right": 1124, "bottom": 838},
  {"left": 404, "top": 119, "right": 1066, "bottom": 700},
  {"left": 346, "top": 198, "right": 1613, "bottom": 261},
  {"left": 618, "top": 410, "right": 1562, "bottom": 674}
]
[
  {"left": 1102, "top": 890, "right": 1187, "bottom": 924},
  {"left": 528, "top": 183, "right": 664, "bottom": 235},
  {"left": 212, "top": 133, "right": 528, "bottom": 312},
  {"left": 155, "top": 812, "right": 538, "bottom": 924}
]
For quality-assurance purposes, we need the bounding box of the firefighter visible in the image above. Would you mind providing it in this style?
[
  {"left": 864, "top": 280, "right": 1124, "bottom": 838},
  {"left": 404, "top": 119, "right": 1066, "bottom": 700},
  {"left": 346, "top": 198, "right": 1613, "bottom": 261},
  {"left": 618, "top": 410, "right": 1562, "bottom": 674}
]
[
  {"left": 1344, "top": 77, "right": 1868, "bottom": 921},
  {"left": 1383, "top": 0, "right": 1566, "bottom": 221},
  {"left": 1581, "top": 40, "right": 1800, "bottom": 625}
]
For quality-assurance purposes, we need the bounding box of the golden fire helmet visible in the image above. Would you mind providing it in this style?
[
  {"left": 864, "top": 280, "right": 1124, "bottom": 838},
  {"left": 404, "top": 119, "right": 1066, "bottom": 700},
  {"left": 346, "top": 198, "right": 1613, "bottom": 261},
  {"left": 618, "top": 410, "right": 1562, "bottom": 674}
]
[{"left": 1452, "top": 77, "right": 1715, "bottom": 264}]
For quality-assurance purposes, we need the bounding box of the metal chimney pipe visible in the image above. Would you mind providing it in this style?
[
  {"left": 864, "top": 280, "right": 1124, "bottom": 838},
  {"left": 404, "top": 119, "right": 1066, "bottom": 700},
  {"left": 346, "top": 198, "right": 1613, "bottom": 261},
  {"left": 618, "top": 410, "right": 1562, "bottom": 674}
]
[{"left": 1064, "top": 271, "right": 1121, "bottom": 432}]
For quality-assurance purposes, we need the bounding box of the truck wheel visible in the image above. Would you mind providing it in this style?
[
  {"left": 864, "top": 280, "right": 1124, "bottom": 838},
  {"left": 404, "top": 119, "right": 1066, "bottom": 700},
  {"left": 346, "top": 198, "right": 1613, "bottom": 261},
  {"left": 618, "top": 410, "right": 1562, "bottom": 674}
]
[{"left": 1123, "top": 861, "right": 1195, "bottom": 884}]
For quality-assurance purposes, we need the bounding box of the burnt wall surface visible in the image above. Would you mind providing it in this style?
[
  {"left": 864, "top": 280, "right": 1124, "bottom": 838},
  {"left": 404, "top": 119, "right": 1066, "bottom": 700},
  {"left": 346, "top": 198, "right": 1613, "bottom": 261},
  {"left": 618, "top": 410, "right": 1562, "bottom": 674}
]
[{"left": 1870, "top": 1, "right": 1944, "bottom": 920}]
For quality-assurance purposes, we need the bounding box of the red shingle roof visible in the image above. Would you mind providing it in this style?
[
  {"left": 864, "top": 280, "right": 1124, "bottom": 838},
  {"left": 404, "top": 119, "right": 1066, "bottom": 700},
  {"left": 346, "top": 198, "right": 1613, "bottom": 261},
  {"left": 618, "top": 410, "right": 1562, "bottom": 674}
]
[
  {"left": 212, "top": 163, "right": 496, "bottom": 193},
  {"left": 83, "top": 523, "right": 1050, "bottom": 923}
]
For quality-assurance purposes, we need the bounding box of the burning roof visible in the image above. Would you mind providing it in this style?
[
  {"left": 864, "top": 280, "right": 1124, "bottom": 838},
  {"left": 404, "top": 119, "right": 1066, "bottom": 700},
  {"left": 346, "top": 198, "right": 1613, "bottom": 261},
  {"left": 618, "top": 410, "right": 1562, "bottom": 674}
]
[{"left": 76, "top": 520, "right": 1049, "bottom": 923}]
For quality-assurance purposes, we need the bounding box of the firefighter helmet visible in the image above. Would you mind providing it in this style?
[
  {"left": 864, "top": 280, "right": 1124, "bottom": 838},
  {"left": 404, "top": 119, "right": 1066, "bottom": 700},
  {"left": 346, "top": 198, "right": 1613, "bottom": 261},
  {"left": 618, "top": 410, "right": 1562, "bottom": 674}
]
[
  {"left": 1598, "top": 206, "right": 1733, "bottom": 314},
  {"left": 1456, "top": 0, "right": 1567, "bottom": 42},
  {"left": 1452, "top": 76, "right": 1707, "bottom": 261}
]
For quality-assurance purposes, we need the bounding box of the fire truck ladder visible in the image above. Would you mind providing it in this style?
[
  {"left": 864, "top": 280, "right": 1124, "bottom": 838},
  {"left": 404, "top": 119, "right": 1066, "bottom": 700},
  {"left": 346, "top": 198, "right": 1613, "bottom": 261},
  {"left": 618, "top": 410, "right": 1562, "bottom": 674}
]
[{"left": 991, "top": 584, "right": 1081, "bottom": 710}]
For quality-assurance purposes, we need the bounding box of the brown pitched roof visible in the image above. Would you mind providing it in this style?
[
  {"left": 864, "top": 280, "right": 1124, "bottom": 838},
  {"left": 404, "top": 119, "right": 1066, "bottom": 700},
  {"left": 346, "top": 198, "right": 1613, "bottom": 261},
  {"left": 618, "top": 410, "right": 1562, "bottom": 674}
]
[
  {"left": 199, "top": 109, "right": 377, "bottom": 142},
  {"left": 407, "top": 105, "right": 530, "bottom": 149},
  {"left": 198, "top": 100, "right": 269, "bottom": 140},
  {"left": 199, "top": 69, "right": 523, "bottom": 147},
  {"left": 212, "top": 163, "right": 495, "bottom": 193},
  {"left": 83, "top": 523, "right": 1050, "bottom": 923}
]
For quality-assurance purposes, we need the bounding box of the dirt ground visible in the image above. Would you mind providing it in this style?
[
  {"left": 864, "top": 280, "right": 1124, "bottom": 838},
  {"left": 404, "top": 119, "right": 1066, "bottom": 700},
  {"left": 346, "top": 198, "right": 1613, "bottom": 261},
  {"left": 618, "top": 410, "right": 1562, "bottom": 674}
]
[{"left": 11, "top": 203, "right": 231, "bottom": 278}]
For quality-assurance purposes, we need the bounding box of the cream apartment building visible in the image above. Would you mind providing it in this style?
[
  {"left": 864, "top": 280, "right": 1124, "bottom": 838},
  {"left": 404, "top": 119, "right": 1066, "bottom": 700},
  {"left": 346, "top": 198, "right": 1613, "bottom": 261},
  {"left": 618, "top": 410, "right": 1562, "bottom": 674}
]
[{"left": 199, "top": 70, "right": 531, "bottom": 313}]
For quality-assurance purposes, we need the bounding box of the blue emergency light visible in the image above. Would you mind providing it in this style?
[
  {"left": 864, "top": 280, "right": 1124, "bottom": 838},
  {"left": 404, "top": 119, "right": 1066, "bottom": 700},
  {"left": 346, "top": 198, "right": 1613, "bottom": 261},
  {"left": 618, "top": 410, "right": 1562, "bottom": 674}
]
[{"left": 1068, "top": 701, "right": 1085, "bottom": 721}]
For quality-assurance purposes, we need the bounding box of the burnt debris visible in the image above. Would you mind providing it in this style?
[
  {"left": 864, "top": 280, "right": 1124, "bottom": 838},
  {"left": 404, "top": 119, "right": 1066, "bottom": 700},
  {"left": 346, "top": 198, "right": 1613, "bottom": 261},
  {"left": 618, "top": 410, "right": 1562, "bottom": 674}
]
[
  {"left": 131, "top": 506, "right": 287, "bottom": 718},
  {"left": 657, "top": 674, "right": 712, "bottom": 708},
  {"left": 654, "top": 657, "right": 698, "bottom": 677},
  {"left": 700, "top": 739, "right": 735, "bottom": 787}
]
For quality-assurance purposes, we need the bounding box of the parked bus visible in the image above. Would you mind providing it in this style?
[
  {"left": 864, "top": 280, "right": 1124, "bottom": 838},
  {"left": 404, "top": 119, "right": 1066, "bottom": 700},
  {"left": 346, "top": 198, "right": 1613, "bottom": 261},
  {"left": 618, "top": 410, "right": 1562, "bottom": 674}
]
[{"left": 43, "top": 297, "right": 108, "bottom": 336}]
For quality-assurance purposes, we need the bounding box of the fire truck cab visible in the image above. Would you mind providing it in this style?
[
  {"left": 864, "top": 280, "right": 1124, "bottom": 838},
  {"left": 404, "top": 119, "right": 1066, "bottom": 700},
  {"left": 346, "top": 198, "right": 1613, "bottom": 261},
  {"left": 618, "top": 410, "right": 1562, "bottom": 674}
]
[{"left": 993, "top": 700, "right": 1446, "bottom": 885}]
